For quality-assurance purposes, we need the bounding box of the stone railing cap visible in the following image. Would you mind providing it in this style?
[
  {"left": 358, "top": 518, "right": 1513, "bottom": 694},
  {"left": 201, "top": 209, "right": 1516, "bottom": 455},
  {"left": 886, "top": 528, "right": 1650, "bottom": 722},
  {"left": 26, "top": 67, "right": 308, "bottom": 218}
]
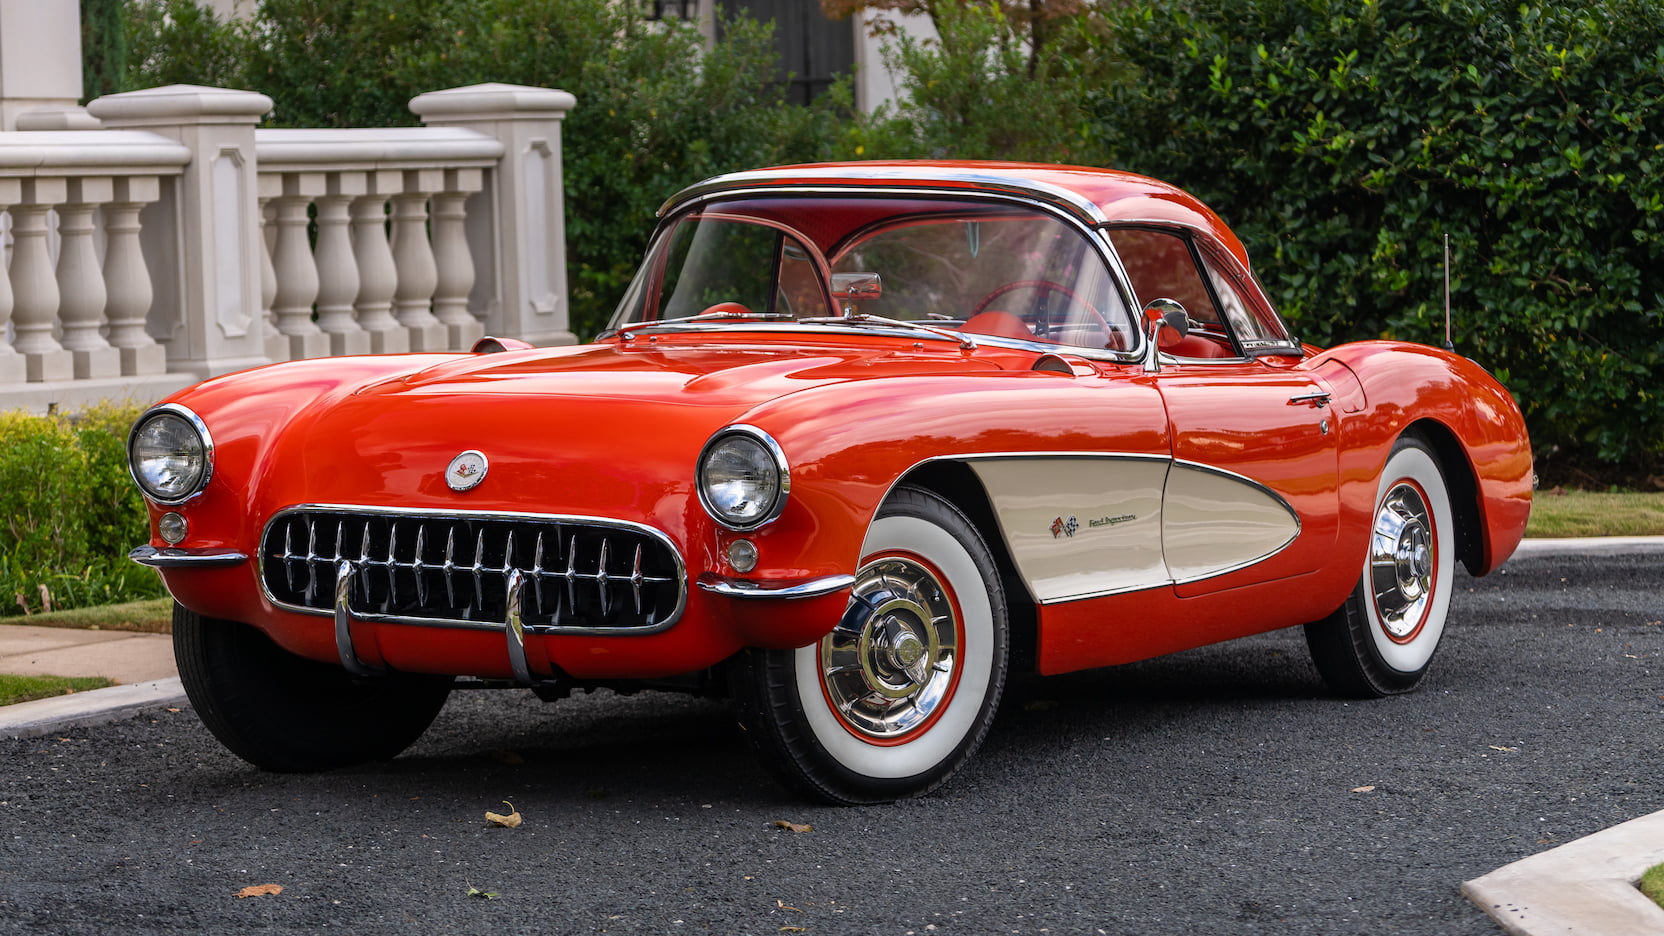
[
  {"left": 88, "top": 85, "right": 275, "bottom": 125},
  {"left": 0, "top": 130, "right": 191, "bottom": 172},
  {"left": 255, "top": 126, "right": 505, "bottom": 171},
  {"left": 409, "top": 83, "right": 576, "bottom": 120}
]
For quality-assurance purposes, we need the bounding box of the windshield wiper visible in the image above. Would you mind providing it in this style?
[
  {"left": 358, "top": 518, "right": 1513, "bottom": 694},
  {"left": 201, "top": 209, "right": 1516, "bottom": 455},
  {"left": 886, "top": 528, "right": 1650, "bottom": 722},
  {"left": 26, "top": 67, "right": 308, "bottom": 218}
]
[
  {"left": 797, "top": 313, "right": 977, "bottom": 351},
  {"left": 609, "top": 309, "right": 795, "bottom": 340}
]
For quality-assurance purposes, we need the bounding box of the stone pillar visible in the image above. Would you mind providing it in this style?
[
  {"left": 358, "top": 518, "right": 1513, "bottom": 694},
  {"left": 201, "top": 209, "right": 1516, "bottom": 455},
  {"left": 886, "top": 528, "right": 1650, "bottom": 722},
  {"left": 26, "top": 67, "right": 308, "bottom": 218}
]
[
  {"left": 87, "top": 85, "right": 275, "bottom": 378},
  {"left": 410, "top": 83, "right": 577, "bottom": 346},
  {"left": 0, "top": 0, "right": 89, "bottom": 131}
]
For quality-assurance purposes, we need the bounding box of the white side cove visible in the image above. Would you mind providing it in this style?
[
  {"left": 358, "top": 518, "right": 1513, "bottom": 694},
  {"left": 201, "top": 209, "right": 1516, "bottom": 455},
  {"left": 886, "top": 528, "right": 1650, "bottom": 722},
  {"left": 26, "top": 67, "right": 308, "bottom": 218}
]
[
  {"left": 1162, "top": 462, "right": 1301, "bottom": 584},
  {"left": 970, "top": 456, "right": 1299, "bottom": 603}
]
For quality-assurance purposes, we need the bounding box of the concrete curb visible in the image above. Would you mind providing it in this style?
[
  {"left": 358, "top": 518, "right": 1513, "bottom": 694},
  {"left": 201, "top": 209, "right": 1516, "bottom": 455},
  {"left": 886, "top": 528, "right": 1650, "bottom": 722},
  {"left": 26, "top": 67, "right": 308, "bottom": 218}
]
[
  {"left": 1514, "top": 536, "right": 1664, "bottom": 556},
  {"left": 0, "top": 677, "right": 186, "bottom": 739},
  {"left": 1464, "top": 811, "right": 1664, "bottom": 936}
]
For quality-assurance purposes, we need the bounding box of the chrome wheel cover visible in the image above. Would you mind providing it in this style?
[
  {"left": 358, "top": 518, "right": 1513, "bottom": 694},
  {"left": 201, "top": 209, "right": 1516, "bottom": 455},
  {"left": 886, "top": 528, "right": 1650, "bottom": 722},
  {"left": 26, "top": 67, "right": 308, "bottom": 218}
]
[
  {"left": 1369, "top": 482, "right": 1436, "bottom": 641},
  {"left": 820, "top": 555, "right": 959, "bottom": 739}
]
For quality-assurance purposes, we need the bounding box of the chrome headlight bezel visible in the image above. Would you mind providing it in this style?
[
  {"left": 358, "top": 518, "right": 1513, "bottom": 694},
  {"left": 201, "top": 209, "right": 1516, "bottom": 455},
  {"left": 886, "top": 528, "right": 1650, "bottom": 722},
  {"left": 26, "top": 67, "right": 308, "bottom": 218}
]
[
  {"left": 696, "top": 425, "right": 790, "bottom": 532},
  {"left": 127, "top": 403, "right": 214, "bottom": 506}
]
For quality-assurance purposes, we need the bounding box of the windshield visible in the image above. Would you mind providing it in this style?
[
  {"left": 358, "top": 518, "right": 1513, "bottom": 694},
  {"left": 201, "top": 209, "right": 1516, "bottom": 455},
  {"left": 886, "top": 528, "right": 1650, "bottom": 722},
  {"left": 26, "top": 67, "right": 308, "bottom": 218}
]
[{"left": 607, "top": 196, "right": 1135, "bottom": 351}]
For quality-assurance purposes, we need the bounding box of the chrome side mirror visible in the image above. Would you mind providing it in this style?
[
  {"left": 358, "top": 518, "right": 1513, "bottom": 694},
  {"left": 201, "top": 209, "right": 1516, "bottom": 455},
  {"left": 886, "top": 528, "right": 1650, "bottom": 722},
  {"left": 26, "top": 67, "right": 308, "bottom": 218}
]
[
  {"left": 1142, "top": 297, "right": 1190, "bottom": 344},
  {"left": 1141, "top": 298, "right": 1190, "bottom": 371},
  {"left": 831, "top": 272, "right": 882, "bottom": 314}
]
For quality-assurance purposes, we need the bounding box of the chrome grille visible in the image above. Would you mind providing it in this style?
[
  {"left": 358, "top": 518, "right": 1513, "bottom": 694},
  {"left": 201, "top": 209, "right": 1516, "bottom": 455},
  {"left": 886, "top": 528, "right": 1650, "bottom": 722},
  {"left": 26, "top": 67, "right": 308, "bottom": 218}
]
[{"left": 260, "top": 506, "right": 685, "bottom": 633}]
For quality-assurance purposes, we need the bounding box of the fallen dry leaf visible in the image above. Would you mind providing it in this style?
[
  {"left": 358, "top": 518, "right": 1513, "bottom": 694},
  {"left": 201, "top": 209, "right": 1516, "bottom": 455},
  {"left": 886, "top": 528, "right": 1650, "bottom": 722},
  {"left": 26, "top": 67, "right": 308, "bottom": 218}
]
[
  {"left": 773, "top": 820, "right": 812, "bottom": 833},
  {"left": 1489, "top": 745, "right": 1518, "bottom": 752},
  {"left": 777, "top": 899, "right": 802, "bottom": 911},
  {"left": 235, "top": 884, "right": 283, "bottom": 899},
  {"left": 1351, "top": 786, "right": 1376, "bottom": 793},
  {"left": 485, "top": 801, "right": 523, "bottom": 828},
  {"left": 781, "top": 927, "right": 807, "bottom": 933}
]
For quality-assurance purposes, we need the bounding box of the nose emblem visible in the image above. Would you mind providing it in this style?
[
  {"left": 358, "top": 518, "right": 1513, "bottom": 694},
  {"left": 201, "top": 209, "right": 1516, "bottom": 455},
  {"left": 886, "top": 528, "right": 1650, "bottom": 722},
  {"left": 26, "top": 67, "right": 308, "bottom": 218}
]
[{"left": 446, "top": 450, "right": 489, "bottom": 492}]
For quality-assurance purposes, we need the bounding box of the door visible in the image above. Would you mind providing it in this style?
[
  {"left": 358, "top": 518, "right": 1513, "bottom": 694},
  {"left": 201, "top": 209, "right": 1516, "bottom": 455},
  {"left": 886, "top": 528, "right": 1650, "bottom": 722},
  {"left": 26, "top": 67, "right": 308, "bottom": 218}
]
[{"left": 1106, "top": 226, "right": 1342, "bottom": 596}]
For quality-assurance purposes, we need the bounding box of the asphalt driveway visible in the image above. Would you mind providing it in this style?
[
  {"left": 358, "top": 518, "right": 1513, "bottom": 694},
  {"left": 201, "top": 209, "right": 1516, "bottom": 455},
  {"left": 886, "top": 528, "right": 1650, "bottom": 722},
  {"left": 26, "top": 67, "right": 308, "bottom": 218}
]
[{"left": 1, "top": 550, "right": 1659, "bottom": 935}]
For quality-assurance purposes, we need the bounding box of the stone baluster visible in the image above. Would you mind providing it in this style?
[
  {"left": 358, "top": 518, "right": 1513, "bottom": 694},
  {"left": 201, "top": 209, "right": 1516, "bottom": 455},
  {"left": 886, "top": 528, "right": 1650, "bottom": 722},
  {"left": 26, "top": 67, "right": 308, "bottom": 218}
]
[
  {"left": 10, "top": 178, "right": 72, "bottom": 382},
  {"left": 314, "top": 173, "right": 369, "bottom": 356},
  {"left": 351, "top": 171, "right": 406, "bottom": 354},
  {"left": 256, "top": 178, "right": 286, "bottom": 362},
  {"left": 0, "top": 180, "right": 24, "bottom": 385},
  {"left": 101, "top": 176, "right": 168, "bottom": 377},
  {"left": 390, "top": 169, "right": 445, "bottom": 351},
  {"left": 430, "top": 168, "right": 484, "bottom": 350},
  {"left": 57, "top": 177, "right": 122, "bottom": 380},
  {"left": 268, "top": 173, "right": 329, "bottom": 360}
]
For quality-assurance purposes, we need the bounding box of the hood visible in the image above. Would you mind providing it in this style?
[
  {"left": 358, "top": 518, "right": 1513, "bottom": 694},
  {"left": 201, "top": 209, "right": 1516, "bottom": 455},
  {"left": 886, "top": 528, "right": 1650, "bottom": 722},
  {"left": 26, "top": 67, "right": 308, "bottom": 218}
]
[{"left": 248, "top": 338, "right": 1010, "bottom": 532}]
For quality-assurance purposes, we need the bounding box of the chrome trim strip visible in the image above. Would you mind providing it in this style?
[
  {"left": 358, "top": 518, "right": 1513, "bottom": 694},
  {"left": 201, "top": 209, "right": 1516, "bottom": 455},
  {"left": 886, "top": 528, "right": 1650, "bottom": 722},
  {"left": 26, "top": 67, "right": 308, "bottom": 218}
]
[
  {"left": 334, "top": 560, "right": 383, "bottom": 676},
  {"left": 697, "top": 573, "right": 857, "bottom": 600},
  {"left": 259, "top": 504, "right": 689, "bottom": 636},
  {"left": 127, "top": 402, "right": 215, "bottom": 506},
  {"left": 696, "top": 425, "right": 792, "bottom": 532},
  {"left": 128, "top": 545, "right": 248, "bottom": 568}
]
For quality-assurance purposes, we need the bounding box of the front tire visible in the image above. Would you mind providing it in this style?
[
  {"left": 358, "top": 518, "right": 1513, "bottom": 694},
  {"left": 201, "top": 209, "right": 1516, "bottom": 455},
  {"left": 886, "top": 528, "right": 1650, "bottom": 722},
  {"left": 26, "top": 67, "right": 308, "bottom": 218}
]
[
  {"left": 1305, "top": 436, "right": 1456, "bottom": 696},
  {"left": 173, "top": 603, "right": 453, "bottom": 771},
  {"left": 732, "top": 486, "right": 1009, "bottom": 804}
]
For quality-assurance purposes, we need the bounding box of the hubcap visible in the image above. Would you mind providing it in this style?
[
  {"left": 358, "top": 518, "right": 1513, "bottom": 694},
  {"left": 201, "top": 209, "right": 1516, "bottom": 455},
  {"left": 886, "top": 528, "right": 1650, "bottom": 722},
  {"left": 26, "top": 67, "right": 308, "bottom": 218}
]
[
  {"left": 820, "top": 555, "right": 959, "bottom": 739},
  {"left": 1369, "top": 482, "right": 1436, "bottom": 641}
]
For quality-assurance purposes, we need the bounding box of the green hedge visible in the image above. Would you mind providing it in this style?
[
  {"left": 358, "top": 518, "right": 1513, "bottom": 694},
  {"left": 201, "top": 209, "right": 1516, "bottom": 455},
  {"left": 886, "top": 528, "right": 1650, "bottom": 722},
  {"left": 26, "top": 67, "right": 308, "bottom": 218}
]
[
  {"left": 1089, "top": 0, "right": 1664, "bottom": 477},
  {"left": 0, "top": 406, "right": 164, "bottom": 617}
]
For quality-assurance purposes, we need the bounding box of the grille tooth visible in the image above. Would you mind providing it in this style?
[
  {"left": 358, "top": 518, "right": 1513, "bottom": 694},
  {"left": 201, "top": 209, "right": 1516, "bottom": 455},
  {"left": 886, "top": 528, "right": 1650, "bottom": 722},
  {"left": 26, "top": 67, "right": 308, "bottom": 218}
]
[
  {"left": 565, "top": 535, "right": 579, "bottom": 618},
  {"left": 263, "top": 508, "right": 684, "bottom": 632},
  {"left": 413, "top": 524, "right": 428, "bottom": 607},
  {"left": 443, "top": 527, "right": 457, "bottom": 607},
  {"left": 303, "top": 518, "right": 321, "bottom": 603}
]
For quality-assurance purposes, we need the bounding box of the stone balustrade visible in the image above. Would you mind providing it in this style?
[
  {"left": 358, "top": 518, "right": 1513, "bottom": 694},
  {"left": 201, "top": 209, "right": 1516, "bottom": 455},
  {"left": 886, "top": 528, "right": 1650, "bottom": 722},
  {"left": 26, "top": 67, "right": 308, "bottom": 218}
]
[{"left": 0, "top": 82, "right": 575, "bottom": 414}]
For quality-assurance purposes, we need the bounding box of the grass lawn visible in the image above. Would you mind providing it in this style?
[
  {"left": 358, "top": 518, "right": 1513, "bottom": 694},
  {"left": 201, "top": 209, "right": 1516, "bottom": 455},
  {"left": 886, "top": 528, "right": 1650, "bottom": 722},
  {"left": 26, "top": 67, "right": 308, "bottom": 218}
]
[
  {"left": 0, "top": 597, "right": 173, "bottom": 633},
  {"left": 1642, "top": 863, "right": 1664, "bottom": 910},
  {"left": 0, "top": 673, "right": 115, "bottom": 706},
  {"left": 1526, "top": 489, "right": 1664, "bottom": 538}
]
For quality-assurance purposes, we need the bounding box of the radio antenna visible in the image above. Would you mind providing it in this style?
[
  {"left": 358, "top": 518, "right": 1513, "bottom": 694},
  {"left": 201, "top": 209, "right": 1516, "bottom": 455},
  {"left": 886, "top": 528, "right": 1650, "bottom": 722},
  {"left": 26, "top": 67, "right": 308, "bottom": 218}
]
[{"left": 1443, "top": 234, "right": 1455, "bottom": 352}]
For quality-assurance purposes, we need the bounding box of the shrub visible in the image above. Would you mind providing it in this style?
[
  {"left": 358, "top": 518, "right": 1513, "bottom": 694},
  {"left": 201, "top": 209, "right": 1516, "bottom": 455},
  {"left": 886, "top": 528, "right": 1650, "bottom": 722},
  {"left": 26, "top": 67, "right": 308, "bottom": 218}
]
[
  {"left": 0, "top": 406, "right": 163, "bottom": 617},
  {"left": 1090, "top": 0, "right": 1664, "bottom": 477}
]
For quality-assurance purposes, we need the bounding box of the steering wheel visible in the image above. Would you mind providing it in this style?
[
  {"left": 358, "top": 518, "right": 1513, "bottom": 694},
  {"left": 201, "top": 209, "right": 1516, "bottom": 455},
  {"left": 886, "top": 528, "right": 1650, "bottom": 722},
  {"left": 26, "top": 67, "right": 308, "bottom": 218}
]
[{"left": 970, "top": 280, "right": 1112, "bottom": 341}]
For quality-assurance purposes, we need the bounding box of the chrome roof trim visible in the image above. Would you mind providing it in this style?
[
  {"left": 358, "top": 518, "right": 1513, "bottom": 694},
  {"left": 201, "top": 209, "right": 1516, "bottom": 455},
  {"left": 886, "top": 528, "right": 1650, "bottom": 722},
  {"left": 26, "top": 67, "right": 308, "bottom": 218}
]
[{"left": 659, "top": 172, "right": 1112, "bottom": 227}]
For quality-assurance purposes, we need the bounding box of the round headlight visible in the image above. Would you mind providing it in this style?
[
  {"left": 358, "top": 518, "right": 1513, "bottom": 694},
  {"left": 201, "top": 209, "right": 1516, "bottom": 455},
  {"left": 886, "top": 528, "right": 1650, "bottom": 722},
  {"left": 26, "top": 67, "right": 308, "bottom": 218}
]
[
  {"left": 697, "top": 427, "right": 789, "bottom": 531},
  {"left": 128, "top": 405, "right": 213, "bottom": 505}
]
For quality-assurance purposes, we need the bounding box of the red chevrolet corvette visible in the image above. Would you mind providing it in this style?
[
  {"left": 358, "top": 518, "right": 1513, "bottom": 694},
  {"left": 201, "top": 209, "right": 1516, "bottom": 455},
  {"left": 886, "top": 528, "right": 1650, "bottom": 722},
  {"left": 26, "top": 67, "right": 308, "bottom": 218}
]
[{"left": 128, "top": 162, "right": 1532, "bottom": 803}]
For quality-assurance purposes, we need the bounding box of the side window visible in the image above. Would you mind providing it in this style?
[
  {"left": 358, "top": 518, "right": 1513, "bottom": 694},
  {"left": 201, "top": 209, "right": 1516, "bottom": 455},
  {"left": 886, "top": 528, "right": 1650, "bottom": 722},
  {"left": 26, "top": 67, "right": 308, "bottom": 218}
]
[
  {"left": 1197, "top": 244, "right": 1296, "bottom": 351},
  {"left": 1105, "top": 227, "right": 1222, "bottom": 326}
]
